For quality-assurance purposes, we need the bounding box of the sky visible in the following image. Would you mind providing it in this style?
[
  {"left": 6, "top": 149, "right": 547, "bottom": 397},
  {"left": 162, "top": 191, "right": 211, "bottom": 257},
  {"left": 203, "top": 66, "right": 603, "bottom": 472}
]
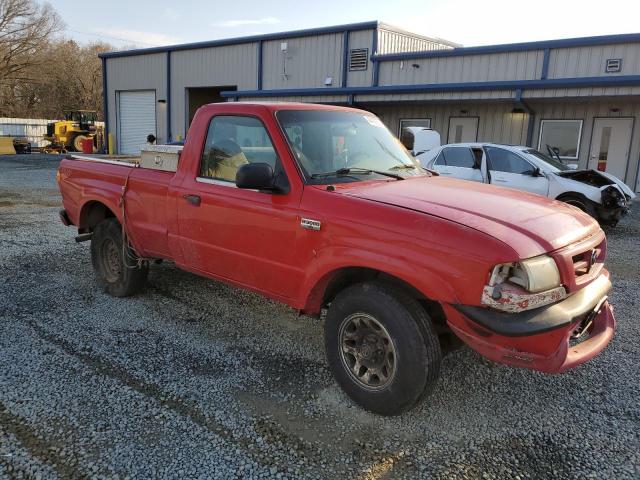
[{"left": 53, "top": 0, "right": 640, "bottom": 50}]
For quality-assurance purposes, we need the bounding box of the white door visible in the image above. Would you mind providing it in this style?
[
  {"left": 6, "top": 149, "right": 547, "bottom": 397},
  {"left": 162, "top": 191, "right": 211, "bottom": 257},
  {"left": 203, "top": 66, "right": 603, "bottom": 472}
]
[
  {"left": 485, "top": 146, "right": 549, "bottom": 197},
  {"left": 432, "top": 146, "right": 484, "bottom": 182},
  {"left": 118, "top": 90, "right": 156, "bottom": 154},
  {"left": 448, "top": 117, "right": 478, "bottom": 143},
  {"left": 589, "top": 118, "right": 633, "bottom": 181}
]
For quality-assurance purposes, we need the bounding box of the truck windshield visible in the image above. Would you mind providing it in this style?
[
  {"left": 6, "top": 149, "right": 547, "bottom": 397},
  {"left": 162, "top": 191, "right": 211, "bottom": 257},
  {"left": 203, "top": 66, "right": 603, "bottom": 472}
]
[{"left": 276, "top": 110, "right": 425, "bottom": 183}]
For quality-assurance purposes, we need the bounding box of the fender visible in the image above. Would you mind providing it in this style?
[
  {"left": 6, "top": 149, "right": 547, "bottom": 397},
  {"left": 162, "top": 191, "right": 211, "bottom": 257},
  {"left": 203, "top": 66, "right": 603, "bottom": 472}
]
[
  {"left": 77, "top": 194, "right": 122, "bottom": 229},
  {"left": 298, "top": 245, "right": 461, "bottom": 314}
]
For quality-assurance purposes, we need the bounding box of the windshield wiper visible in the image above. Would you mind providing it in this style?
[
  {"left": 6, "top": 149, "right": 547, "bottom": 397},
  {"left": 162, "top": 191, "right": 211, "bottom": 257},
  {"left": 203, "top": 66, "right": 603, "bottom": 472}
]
[
  {"left": 388, "top": 164, "right": 417, "bottom": 170},
  {"left": 311, "top": 167, "right": 404, "bottom": 180}
]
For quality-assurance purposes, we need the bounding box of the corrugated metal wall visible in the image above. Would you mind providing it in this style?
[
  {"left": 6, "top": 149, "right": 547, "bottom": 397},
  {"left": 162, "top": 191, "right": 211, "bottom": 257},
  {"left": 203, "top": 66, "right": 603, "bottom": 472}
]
[
  {"left": 370, "top": 102, "right": 529, "bottom": 146},
  {"left": 377, "top": 50, "right": 544, "bottom": 86},
  {"left": 170, "top": 44, "right": 258, "bottom": 139},
  {"left": 377, "top": 28, "right": 455, "bottom": 54},
  {"left": 346, "top": 29, "right": 375, "bottom": 87},
  {"left": 530, "top": 99, "right": 640, "bottom": 187},
  {"left": 106, "top": 53, "right": 167, "bottom": 147},
  {"left": 548, "top": 43, "right": 640, "bottom": 78},
  {"left": 262, "top": 33, "right": 344, "bottom": 90}
]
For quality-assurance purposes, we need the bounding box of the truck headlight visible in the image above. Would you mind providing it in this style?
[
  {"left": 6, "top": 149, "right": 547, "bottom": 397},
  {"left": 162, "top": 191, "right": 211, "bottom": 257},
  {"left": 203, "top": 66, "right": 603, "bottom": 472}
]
[
  {"left": 482, "top": 255, "right": 566, "bottom": 312},
  {"left": 507, "top": 255, "right": 561, "bottom": 293}
]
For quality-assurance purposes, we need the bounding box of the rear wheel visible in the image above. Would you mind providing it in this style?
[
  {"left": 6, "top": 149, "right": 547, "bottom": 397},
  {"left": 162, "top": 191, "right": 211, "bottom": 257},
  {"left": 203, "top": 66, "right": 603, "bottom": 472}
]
[
  {"left": 90, "top": 218, "right": 148, "bottom": 297},
  {"left": 325, "top": 282, "right": 441, "bottom": 415}
]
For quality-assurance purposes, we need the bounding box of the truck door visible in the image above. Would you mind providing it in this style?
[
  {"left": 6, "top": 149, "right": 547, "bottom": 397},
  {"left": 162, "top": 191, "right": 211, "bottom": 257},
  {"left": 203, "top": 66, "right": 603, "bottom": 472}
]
[
  {"left": 174, "top": 114, "right": 303, "bottom": 300},
  {"left": 485, "top": 146, "right": 549, "bottom": 196}
]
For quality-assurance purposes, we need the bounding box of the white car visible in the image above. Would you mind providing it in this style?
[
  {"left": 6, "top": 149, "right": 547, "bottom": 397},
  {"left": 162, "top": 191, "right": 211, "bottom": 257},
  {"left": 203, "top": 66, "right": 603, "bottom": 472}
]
[{"left": 418, "top": 143, "right": 635, "bottom": 226}]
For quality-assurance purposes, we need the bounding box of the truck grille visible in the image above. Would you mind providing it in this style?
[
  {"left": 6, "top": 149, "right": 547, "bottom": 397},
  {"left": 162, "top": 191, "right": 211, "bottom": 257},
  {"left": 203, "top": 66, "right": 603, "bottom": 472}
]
[{"left": 551, "top": 231, "right": 606, "bottom": 293}]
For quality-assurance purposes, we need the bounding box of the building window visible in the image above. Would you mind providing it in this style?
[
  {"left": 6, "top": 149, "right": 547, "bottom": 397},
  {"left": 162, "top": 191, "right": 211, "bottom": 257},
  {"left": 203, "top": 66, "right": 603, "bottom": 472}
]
[
  {"left": 399, "top": 118, "right": 431, "bottom": 151},
  {"left": 538, "top": 120, "right": 583, "bottom": 160}
]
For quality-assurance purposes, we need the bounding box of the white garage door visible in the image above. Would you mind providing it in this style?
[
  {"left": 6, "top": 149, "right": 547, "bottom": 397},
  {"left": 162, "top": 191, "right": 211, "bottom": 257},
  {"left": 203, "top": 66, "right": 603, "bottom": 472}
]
[{"left": 118, "top": 90, "right": 156, "bottom": 154}]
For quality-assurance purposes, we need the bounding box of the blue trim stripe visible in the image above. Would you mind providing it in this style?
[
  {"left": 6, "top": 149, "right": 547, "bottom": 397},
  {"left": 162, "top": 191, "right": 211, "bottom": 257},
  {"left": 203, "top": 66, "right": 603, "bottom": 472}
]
[
  {"left": 371, "top": 29, "right": 379, "bottom": 87},
  {"left": 257, "top": 40, "right": 263, "bottom": 90},
  {"left": 341, "top": 31, "right": 349, "bottom": 87},
  {"left": 101, "top": 57, "right": 109, "bottom": 146},
  {"left": 220, "top": 74, "right": 640, "bottom": 98},
  {"left": 99, "top": 21, "right": 379, "bottom": 59},
  {"left": 541, "top": 48, "right": 550, "bottom": 80},
  {"left": 166, "top": 51, "right": 171, "bottom": 141},
  {"left": 370, "top": 32, "right": 640, "bottom": 62}
]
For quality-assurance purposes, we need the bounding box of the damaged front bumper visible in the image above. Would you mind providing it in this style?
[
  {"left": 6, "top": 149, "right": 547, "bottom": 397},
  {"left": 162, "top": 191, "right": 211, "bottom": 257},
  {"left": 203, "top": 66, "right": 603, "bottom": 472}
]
[
  {"left": 597, "top": 186, "right": 632, "bottom": 225},
  {"left": 444, "top": 272, "right": 615, "bottom": 373}
]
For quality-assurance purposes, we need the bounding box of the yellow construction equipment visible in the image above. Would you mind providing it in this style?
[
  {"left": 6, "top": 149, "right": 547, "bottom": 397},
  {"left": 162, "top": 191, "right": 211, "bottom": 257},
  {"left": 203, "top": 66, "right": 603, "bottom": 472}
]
[{"left": 43, "top": 110, "right": 103, "bottom": 153}]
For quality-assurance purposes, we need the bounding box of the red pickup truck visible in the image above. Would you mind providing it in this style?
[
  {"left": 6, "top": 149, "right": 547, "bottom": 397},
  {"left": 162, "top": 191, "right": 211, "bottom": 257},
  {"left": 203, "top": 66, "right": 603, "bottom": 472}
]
[{"left": 57, "top": 102, "right": 615, "bottom": 415}]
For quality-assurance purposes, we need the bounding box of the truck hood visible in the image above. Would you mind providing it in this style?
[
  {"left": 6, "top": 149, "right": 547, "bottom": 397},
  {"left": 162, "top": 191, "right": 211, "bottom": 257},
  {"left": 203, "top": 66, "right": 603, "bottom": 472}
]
[{"left": 336, "top": 176, "right": 600, "bottom": 258}]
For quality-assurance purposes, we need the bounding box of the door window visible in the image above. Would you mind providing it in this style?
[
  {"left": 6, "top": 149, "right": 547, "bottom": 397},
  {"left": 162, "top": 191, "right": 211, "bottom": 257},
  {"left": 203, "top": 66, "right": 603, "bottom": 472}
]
[
  {"left": 486, "top": 147, "right": 535, "bottom": 174},
  {"left": 200, "top": 116, "right": 279, "bottom": 182},
  {"left": 441, "top": 147, "right": 475, "bottom": 168}
]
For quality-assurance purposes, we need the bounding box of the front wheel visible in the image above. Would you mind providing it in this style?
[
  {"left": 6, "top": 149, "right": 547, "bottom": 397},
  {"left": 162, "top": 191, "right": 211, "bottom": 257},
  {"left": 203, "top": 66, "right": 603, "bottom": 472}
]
[
  {"left": 324, "top": 282, "right": 441, "bottom": 415},
  {"left": 90, "top": 218, "right": 148, "bottom": 297},
  {"left": 558, "top": 193, "right": 597, "bottom": 219}
]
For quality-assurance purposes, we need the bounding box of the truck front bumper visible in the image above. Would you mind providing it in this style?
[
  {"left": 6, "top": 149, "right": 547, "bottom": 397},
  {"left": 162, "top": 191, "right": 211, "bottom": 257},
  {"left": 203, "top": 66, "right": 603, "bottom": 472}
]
[{"left": 444, "top": 272, "right": 615, "bottom": 373}]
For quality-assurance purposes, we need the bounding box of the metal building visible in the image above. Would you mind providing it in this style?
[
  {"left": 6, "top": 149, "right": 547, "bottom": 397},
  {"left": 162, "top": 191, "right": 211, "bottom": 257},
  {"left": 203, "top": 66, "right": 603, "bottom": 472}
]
[{"left": 100, "top": 21, "right": 640, "bottom": 191}]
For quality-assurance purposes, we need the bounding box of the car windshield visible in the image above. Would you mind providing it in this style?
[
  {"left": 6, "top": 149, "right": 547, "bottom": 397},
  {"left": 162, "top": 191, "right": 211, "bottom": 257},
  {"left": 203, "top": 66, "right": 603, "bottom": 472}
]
[
  {"left": 522, "top": 148, "right": 570, "bottom": 172},
  {"left": 276, "top": 110, "right": 425, "bottom": 183}
]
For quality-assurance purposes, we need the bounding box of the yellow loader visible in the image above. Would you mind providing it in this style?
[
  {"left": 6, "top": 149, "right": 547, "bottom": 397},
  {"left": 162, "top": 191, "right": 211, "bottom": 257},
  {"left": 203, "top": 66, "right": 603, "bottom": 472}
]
[{"left": 43, "top": 110, "right": 103, "bottom": 153}]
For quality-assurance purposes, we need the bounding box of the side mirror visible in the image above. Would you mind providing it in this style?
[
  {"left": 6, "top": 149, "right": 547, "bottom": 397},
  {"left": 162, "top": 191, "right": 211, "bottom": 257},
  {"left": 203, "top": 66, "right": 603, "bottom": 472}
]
[
  {"left": 527, "top": 167, "right": 543, "bottom": 177},
  {"left": 236, "top": 163, "right": 275, "bottom": 191}
]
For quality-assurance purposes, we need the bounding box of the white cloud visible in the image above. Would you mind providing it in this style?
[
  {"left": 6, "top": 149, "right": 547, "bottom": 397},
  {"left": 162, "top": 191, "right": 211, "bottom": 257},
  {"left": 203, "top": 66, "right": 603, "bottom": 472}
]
[
  {"left": 212, "top": 17, "right": 280, "bottom": 28},
  {"left": 93, "top": 28, "right": 183, "bottom": 47}
]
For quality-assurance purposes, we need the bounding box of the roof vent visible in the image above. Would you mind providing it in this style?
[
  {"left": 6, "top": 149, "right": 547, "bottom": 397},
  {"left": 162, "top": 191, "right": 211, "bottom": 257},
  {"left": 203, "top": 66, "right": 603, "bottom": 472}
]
[{"left": 349, "top": 48, "right": 369, "bottom": 71}]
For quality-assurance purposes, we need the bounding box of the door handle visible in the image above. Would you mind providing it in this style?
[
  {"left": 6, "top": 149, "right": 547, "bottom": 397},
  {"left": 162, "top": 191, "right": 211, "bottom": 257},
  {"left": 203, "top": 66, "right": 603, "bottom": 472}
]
[
  {"left": 183, "top": 194, "right": 201, "bottom": 206},
  {"left": 493, "top": 178, "right": 507, "bottom": 183}
]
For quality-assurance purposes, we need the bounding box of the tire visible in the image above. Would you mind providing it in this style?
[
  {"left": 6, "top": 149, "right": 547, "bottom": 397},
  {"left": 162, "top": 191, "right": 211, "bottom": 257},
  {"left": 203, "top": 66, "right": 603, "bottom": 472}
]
[
  {"left": 324, "top": 281, "right": 441, "bottom": 416},
  {"left": 90, "top": 218, "right": 148, "bottom": 297},
  {"left": 71, "top": 134, "right": 89, "bottom": 152},
  {"left": 559, "top": 194, "right": 597, "bottom": 219}
]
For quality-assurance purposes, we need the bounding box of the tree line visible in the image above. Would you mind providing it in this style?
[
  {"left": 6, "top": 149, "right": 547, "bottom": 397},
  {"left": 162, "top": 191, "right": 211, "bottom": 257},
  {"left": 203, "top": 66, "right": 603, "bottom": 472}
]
[{"left": 0, "top": 0, "right": 113, "bottom": 119}]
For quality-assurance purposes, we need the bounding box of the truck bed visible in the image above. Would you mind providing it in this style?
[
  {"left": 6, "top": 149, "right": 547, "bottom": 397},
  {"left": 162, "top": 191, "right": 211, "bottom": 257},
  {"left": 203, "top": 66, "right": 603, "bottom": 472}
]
[{"left": 59, "top": 153, "right": 176, "bottom": 259}]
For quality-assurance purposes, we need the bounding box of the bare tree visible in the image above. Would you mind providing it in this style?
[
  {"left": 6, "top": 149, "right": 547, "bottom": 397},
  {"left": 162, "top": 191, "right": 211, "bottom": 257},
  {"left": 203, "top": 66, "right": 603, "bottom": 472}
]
[{"left": 0, "top": 0, "right": 62, "bottom": 83}]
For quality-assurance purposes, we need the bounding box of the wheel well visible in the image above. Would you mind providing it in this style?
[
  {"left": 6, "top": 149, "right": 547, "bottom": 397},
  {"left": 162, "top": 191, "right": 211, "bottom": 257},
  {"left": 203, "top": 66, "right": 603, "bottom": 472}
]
[
  {"left": 318, "top": 267, "right": 461, "bottom": 356},
  {"left": 556, "top": 191, "right": 587, "bottom": 203},
  {"left": 79, "top": 201, "right": 116, "bottom": 233}
]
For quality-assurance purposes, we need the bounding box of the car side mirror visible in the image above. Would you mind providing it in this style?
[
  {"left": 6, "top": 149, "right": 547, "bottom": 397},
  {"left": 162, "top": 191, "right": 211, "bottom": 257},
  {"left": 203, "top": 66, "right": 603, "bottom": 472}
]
[
  {"left": 236, "top": 163, "right": 276, "bottom": 191},
  {"left": 527, "top": 167, "right": 543, "bottom": 177}
]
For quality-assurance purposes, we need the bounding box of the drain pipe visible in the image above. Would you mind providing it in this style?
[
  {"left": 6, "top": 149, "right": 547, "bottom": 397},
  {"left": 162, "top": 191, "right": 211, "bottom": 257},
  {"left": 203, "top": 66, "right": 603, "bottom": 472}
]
[{"left": 514, "top": 89, "right": 536, "bottom": 147}]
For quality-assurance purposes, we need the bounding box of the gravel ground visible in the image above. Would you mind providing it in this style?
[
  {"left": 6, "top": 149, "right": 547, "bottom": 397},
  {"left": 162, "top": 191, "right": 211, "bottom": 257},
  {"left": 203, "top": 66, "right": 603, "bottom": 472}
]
[{"left": 0, "top": 153, "right": 638, "bottom": 479}]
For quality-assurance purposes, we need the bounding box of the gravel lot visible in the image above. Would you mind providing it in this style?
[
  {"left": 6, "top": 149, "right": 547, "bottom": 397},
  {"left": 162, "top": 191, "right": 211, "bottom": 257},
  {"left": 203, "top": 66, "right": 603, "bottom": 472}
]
[{"left": 0, "top": 153, "right": 638, "bottom": 479}]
